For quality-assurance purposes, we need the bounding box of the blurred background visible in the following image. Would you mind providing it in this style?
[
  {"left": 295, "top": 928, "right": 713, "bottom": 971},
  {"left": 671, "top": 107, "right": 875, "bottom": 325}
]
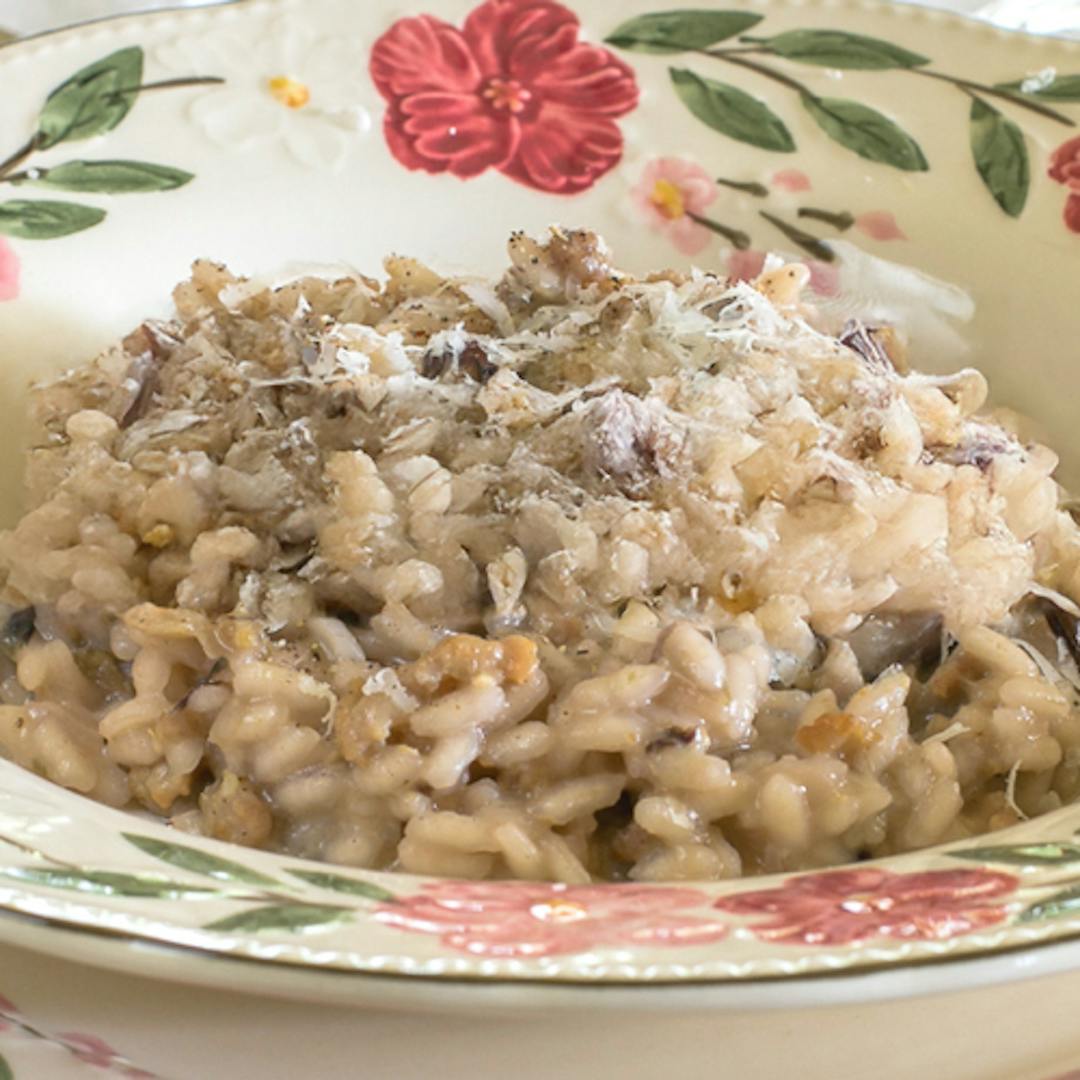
[{"left": 0, "top": 0, "right": 1076, "bottom": 39}]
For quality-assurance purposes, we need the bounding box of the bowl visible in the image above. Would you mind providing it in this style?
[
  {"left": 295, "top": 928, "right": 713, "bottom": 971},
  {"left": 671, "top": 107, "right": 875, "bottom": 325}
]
[{"left": 1, "top": 1, "right": 1079, "bottom": 1076}]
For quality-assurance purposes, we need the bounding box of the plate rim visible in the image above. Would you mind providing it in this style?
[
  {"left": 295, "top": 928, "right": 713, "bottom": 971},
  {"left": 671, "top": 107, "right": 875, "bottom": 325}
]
[
  {"left": 0, "top": 0, "right": 1078, "bottom": 63},
  {"left": 6, "top": 906, "right": 1080, "bottom": 1013}
]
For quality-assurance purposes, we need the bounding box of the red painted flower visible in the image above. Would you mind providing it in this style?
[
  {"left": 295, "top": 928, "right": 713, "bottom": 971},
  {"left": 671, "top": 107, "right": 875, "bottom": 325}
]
[
  {"left": 1065, "top": 194, "right": 1080, "bottom": 234},
  {"left": 1049, "top": 137, "right": 1080, "bottom": 235},
  {"left": 713, "top": 867, "right": 1017, "bottom": 946},
  {"left": 374, "top": 881, "right": 728, "bottom": 957},
  {"left": 369, "top": 0, "right": 638, "bottom": 194},
  {"left": 1050, "top": 136, "right": 1080, "bottom": 192},
  {"left": 0, "top": 238, "right": 20, "bottom": 302}
]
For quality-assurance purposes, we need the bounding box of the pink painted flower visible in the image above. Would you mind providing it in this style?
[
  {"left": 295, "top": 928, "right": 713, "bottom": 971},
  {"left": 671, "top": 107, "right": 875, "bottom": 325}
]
[
  {"left": 0, "top": 238, "right": 20, "bottom": 302},
  {"left": 726, "top": 250, "right": 839, "bottom": 297},
  {"left": 854, "top": 210, "right": 907, "bottom": 242},
  {"left": 771, "top": 168, "right": 811, "bottom": 193},
  {"left": 805, "top": 259, "right": 841, "bottom": 297},
  {"left": 714, "top": 867, "right": 1017, "bottom": 946},
  {"left": 0, "top": 991, "right": 19, "bottom": 1034},
  {"left": 59, "top": 1033, "right": 158, "bottom": 1078},
  {"left": 369, "top": 0, "right": 639, "bottom": 194},
  {"left": 633, "top": 158, "right": 719, "bottom": 254},
  {"left": 726, "top": 248, "right": 767, "bottom": 281},
  {"left": 374, "top": 881, "right": 729, "bottom": 957}
]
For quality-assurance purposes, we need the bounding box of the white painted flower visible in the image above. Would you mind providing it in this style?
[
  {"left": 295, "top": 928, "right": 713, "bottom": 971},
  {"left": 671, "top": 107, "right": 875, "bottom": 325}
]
[{"left": 155, "top": 15, "right": 374, "bottom": 170}]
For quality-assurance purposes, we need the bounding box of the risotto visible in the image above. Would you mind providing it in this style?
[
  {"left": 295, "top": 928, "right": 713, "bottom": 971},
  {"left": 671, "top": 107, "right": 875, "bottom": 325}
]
[{"left": 3, "top": 228, "right": 1080, "bottom": 883}]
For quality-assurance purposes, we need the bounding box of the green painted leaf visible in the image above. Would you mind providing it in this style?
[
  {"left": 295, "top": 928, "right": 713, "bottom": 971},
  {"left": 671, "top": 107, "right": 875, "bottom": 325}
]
[
  {"left": 949, "top": 843, "right": 1080, "bottom": 867},
  {"left": 0, "top": 866, "right": 221, "bottom": 899},
  {"left": 37, "top": 46, "right": 144, "bottom": 148},
  {"left": 1019, "top": 885, "right": 1080, "bottom": 923},
  {"left": 970, "top": 98, "right": 1029, "bottom": 218},
  {"left": 205, "top": 904, "right": 350, "bottom": 933},
  {"left": 122, "top": 833, "right": 281, "bottom": 888},
  {"left": 286, "top": 869, "right": 396, "bottom": 902},
  {"left": 606, "top": 10, "right": 763, "bottom": 53},
  {"left": 0, "top": 1050, "right": 12, "bottom": 1080},
  {"left": 31, "top": 160, "right": 193, "bottom": 194},
  {"left": 670, "top": 68, "right": 795, "bottom": 152},
  {"left": 751, "top": 29, "right": 929, "bottom": 70},
  {"left": 801, "top": 94, "right": 928, "bottom": 171},
  {"left": 0, "top": 200, "right": 105, "bottom": 239},
  {"left": 995, "top": 74, "right": 1080, "bottom": 102}
]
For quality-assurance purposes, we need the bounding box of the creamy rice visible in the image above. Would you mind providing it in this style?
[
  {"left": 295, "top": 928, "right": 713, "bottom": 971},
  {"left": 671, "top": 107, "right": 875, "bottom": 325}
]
[{"left": 3, "top": 228, "right": 1080, "bottom": 882}]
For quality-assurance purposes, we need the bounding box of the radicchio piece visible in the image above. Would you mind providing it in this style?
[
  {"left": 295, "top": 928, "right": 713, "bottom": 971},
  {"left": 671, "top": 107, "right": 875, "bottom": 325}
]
[
  {"left": 459, "top": 341, "right": 498, "bottom": 384},
  {"left": 420, "top": 340, "right": 497, "bottom": 383},
  {"left": 1, "top": 606, "right": 35, "bottom": 650},
  {"left": 1037, "top": 595, "right": 1080, "bottom": 671},
  {"left": 584, "top": 389, "right": 681, "bottom": 494},
  {"left": 118, "top": 322, "right": 178, "bottom": 429},
  {"left": 924, "top": 433, "right": 1010, "bottom": 473},
  {"left": 839, "top": 320, "right": 894, "bottom": 372},
  {"left": 420, "top": 347, "right": 452, "bottom": 380},
  {"left": 118, "top": 354, "right": 162, "bottom": 429}
]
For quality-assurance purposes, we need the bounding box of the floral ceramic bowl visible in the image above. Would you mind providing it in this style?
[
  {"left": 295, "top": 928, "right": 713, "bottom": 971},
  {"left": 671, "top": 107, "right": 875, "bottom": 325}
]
[{"left": 1, "top": 0, "right": 1080, "bottom": 1004}]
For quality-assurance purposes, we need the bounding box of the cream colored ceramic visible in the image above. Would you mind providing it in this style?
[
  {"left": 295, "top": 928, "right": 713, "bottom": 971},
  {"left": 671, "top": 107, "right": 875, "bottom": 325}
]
[
  {"left": 6, "top": 922, "right": 1080, "bottom": 1079},
  {"left": 1, "top": 0, "right": 1080, "bottom": 1047}
]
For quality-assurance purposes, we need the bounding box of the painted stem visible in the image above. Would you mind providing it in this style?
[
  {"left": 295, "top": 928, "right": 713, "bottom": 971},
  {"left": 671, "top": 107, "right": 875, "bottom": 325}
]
[
  {"left": 912, "top": 68, "right": 1074, "bottom": 126},
  {"left": 716, "top": 176, "right": 769, "bottom": 197},
  {"left": 0, "top": 834, "right": 284, "bottom": 904},
  {"left": 759, "top": 210, "right": 834, "bottom": 262},
  {"left": 0, "top": 168, "right": 46, "bottom": 186},
  {"left": 702, "top": 50, "right": 816, "bottom": 98},
  {"left": 707, "top": 45, "right": 1074, "bottom": 127},
  {"left": 0, "top": 134, "right": 41, "bottom": 181},
  {"left": 0, "top": 832, "right": 82, "bottom": 871},
  {"left": 797, "top": 206, "right": 855, "bottom": 231},
  {"left": 686, "top": 210, "right": 751, "bottom": 249},
  {"left": 104, "top": 75, "right": 225, "bottom": 103},
  {"left": 0, "top": 75, "right": 221, "bottom": 185}
]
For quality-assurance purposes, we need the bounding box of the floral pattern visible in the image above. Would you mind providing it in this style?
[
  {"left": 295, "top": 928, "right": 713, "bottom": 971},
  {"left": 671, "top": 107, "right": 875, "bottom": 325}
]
[
  {"left": 0, "top": 239, "right": 18, "bottom": 302},
  {"left": 1049, "top": 136, "right": 1080, "bottom": 234},
  {"left": 853, "top": 210, "right": 907, "bottom": 242},
  {"left": 0, "top": 992, "right": 17, "bottom": 1034},
  {"left": 373, "top": 881, "right": 729, "bottom": 957},
  {"left": 58, "top": 1033, "right": 156, "bottom": 1078},
  {"left": 0, "top": 991, "right": 157, "bottom": 1077},
  {"left": 713, "top": 868, "right": 1018, "bottom": 946},
  {"left": 0, "top": 47, "right": 215, "bottom": 247},
  {"left": 369, "top": 0, "right": 638, "bottom": 193},
  {"left": 607, "top": 10, "right": 1080, "bottom": 220},
  {"left": 771, "top": 168, "right": 812, "bottom": 193},
  {"left": 158, "top": 19, "right": 372, "bottom": 171},
  {"left": 632, "top": 157, "right": 718, "bottom": 254}
]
